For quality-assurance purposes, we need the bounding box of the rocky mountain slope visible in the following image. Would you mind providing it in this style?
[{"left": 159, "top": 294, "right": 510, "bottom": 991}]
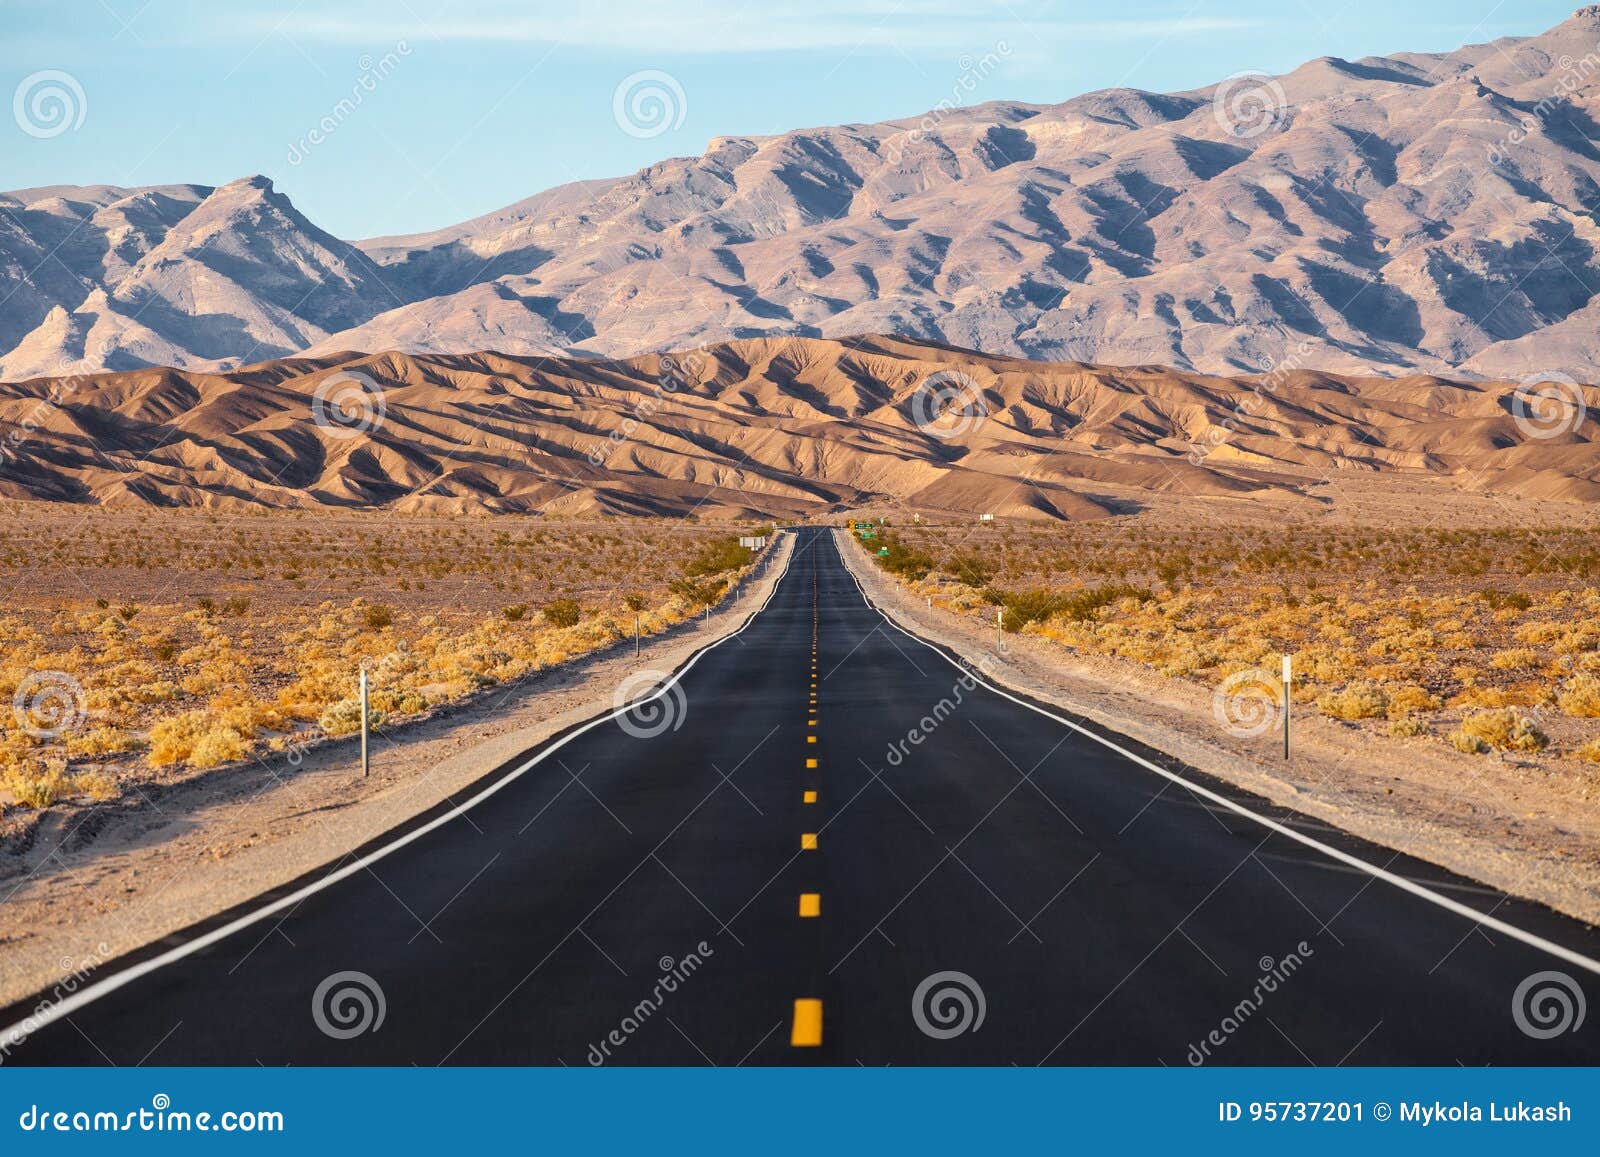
[
  {"left": 1, "top": 335, "right": 1594, "bottom": 518},
  {"left": 8, "top": 10, "right": 1600, "bottom": 381}
]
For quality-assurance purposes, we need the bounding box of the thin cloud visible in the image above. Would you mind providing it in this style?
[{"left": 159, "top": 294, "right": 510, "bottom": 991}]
[{"left": 212, "top": 2, "right": 1263, "bottom": 55}]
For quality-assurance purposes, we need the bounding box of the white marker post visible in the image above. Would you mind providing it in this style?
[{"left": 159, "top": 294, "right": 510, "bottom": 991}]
[
  {"left": 359, "top": 665, "right": 370, "bottom": 779},
  {"left": 635, "top": 611, "right": 641, "bottom": 657},
  {"left": 1282, "top": 653, "right": 1293, "bottom": 761},
  {"left": 996, "top": 607, "right": 1003, "bottom": 653}
]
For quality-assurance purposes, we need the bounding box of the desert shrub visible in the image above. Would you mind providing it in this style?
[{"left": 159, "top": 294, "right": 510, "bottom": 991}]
[
  {"left": 3, "top": 760, "right": 71, "bottom": 808},
  {"left": 668, "top": 579, "right": 723, "bottom": 607},
  {"left": 1574, "top": 738, "right": 1600, "bottom": 764},
  {"left": 683, "top": 538, "right": 751, "bottom": 577},
  {"left": 1479, "top": 589, "right": 1532, "bottom": 612},
  {"left": 1490, "top": 648, "right": 1541, "bottom": 671},
  {"left": 1385, "top": 684, "right": 1441, "bottom": 719},
  {"left": 948, "top": 555, "right": 994, "bottom": 588},
  {"left": 1557, "top": 673, "right": 1600, "bottom": 718},
  {"left": 875, "top": 535, "right": 934, "bottom": 581},
  {"left": 318, "top": 697, "right": 386, "bottom": 738},
  {"left": 994, "top": 589, "right": 1063, "bottom": 633},
  {"left": 1453, "top": 708, "right": 1548, "bottom": 753},
  {"left": 1058, "top": 584, "right": 1152, "bottom": 623},
  {"left": 149, "top": 708, "right": 256, "bottom": 768},
  {"left": 361, "top": 604, "right": 394, "bottom": 631},
  {"left": 1448, "top": 729, "right": 1490, "bottom": 754},
  {"left": 542, "top": 598, "right": 582, "bottom": 627},
  {"left": 1387, "top": 716, "right": 1428, "bottom": 738},
  {"left": 502, "top": 604, "right": 528, "bottom": 622},
  {"left": 65, "top": 726, "right": 145, "bottom": 758},
  {"left": 73, "top": 769, "right": 121, "bottom": 801},
  {"left": 1317, "top": 680, "right": 1390, "bottom": 721}
]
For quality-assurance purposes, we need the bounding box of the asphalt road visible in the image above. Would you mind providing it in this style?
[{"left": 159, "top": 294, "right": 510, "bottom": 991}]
[{"left": 6, "top": 527, "right": 1599, "bottom": 1065}]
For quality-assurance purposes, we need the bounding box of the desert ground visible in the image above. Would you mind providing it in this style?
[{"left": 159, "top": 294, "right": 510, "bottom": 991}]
[{"left": 0, "top": 507, "right": 770, "bottom": 828}]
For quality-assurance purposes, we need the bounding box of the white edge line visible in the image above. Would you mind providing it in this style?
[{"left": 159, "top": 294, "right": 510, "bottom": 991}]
[
  {"left": 0, "top": 534, "right": 799, "bottom": 1048},
  {"left": 834, "top": 529, "right": 1600, "bottom": 979}
]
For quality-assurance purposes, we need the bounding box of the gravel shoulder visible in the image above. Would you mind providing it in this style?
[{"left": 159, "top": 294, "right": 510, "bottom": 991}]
[
  {"left": 837, "top": 530, "right": 1600, "bottom": 928},
  {"left": 0, "top": 534, "right": 795, "bottom": 1008}
]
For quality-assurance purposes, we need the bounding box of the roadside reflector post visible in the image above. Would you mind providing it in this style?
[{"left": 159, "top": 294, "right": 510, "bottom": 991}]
[
  {"left": 1282, "top": 653, "right": 1293, "bottom": 761},
  {"left": 996, "top": 607, "right": 1003, "bottom": 653},
  {"left": 359, "top": 664, "right": 370, "bottom": 779},
  {"left": 635, "top": 611, "right": 641, "bottom": 657}
]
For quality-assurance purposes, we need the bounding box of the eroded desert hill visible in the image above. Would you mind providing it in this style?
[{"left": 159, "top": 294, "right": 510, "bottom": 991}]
[{"left": 1, "top": 335, "right": 1595, "bottom": 519}]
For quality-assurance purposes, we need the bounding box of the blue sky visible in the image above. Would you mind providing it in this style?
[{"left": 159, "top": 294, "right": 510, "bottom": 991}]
[{"left": 0, "top": 0, "right": 1585, "bottom": 238}]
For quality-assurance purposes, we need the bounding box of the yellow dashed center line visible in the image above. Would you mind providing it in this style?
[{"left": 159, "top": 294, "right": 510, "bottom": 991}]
[
  {"left": 800, "top": 832, "right": 818, "bottom": 850},
  {"left": 803, "top": 789, "right": 817, "bottom": 803},
  {"left": 798, "top": 893, "right": 821, "bottom": 918},
  {"left": 805, "top": 758, "right": 817, "bottom": 768},
  {"left": 791, "top": 999, "right": 823, "bottom": 1046}
]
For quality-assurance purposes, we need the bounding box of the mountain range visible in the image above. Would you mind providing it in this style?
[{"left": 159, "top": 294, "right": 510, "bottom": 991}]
[
  {"left": 9, "top": 9, "right": 1600, "bottom": 382},
  {"left": 2, "top": 335, "right": 1594, "bottom": 518}
]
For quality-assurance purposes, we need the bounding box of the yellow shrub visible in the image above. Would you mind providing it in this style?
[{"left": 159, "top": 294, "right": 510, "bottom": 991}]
[
  {"left": 1557, "top": 674, "right": 1600, "bottom": 718},
  {"left": 73, "top": 768, "right": 121, "bottom": 801},
  {"left": 188, "top": 728, "right": 248, "bottom": 769},
  {"left": 1453, "top": 708, "right": 1548, "bottom": 753},
  {"left": 318, "top": 698, "right": 384, "bottom": 737},
  {"left": 66, "top": 726, "right": 144, "bottom": 758},
  {"left": 3, "top": 760, "right": 71, "bottom": 808},
  {"left": 1388, "top": 716, "right": 1428, "bottom": 738},
  {"left": 1385, "top": 684, "right": 1441, "bottom": 719},
  {"left": 1317, "top": 680, "right": 1390, "bottom": 721},
  {"left": 148, "top": 708, "right": 256, "bottom": 768},
  {"left": 1490, "top": 648, "right": 1541, "bottom": 671}
]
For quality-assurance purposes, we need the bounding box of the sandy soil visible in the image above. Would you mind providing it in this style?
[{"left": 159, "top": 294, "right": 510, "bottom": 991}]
[
  {"left": 838, "top": 530, "right": 1600, "bottom": 928},
  {"left": 0, "top": 534, "right": 794, "bottom": 1008}
]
